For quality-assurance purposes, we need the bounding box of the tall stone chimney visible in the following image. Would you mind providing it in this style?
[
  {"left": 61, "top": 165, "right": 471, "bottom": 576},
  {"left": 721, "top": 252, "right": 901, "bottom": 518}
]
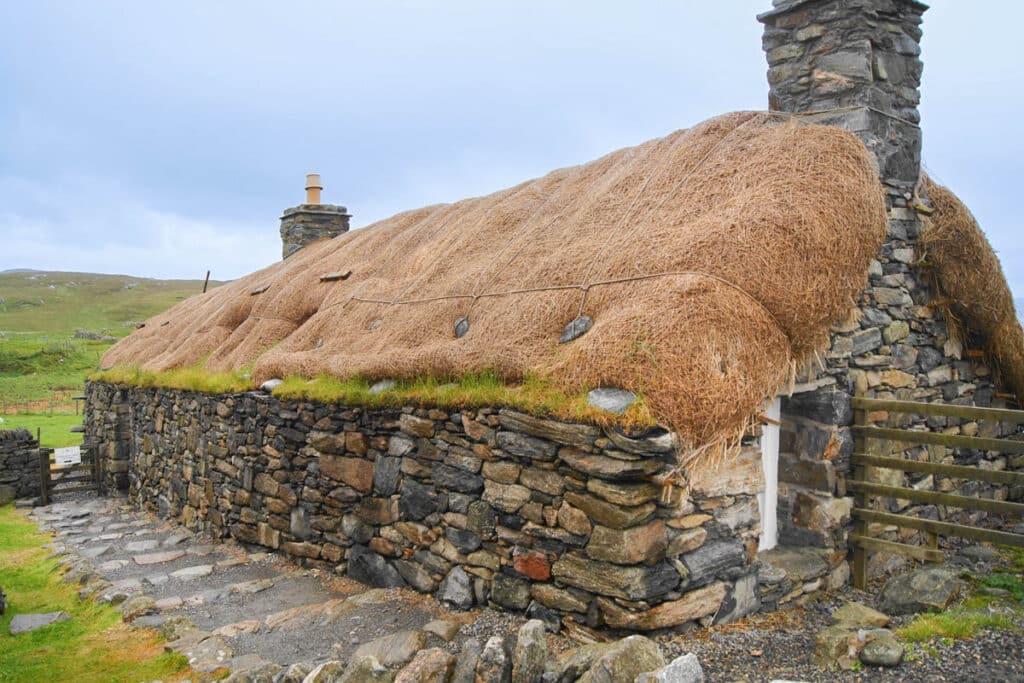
[
  {"left": 279, "top": 173, "right": 351, "bottom": 259},
  {"left": 758, "top": 0, "right": 926, "bottom": 191}
]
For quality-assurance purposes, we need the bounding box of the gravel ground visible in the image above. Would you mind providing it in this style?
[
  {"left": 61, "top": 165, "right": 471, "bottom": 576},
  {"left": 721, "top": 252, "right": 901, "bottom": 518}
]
[{"left": 661, "top": 574, "right": 1024, "bottom": 682}]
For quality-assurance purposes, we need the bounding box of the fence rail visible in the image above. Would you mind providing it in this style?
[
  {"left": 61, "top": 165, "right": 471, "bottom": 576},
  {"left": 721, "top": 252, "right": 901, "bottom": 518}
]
[{"left": 850, "top": 395, "right": 1024, "bottom": 589}]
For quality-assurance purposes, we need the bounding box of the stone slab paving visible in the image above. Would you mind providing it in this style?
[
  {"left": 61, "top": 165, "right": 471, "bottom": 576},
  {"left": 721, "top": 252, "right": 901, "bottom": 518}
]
[{"left": 26, "top": 493, "right": 536, "bottom": 678}]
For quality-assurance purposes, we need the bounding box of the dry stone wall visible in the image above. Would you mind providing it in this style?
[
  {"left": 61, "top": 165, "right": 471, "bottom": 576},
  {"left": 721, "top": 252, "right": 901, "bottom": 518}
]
[
  {"left": 0, "top": 428, "right": 40, "bottom": 502},
  {"left": 85, "top": 381, "right": 764, "bottom": 631},
  {"left": 761, "top": 0, "right": 1022, "bottom": 574}
]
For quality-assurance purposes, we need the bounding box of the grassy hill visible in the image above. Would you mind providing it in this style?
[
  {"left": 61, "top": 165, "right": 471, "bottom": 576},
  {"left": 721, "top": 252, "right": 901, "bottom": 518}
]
[
  {"left": 0, "top": 270, "right": 214, "bottom": 337},
  {"left": 0, "top": 270, "right": 222, "bottom": 446}
]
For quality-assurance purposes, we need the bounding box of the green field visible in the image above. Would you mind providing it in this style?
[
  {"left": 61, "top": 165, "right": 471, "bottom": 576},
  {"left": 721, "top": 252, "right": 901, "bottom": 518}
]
[{"left": 0, "top": 270, "right": 221, "bottom": 429}]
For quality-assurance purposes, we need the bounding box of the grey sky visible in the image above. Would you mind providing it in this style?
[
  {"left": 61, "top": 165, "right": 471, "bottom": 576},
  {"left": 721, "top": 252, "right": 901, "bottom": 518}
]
[{"left": 1, "top": 2, "right": 1021, "bottom": 294}]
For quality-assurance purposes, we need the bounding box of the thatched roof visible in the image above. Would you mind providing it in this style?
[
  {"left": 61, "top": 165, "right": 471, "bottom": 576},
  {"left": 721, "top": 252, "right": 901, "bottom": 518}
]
[
  {"left": 921, "top": 177, "right": 1024, "bottom": 399},
  {"left": 103, "top": 111, "right": 889, "bottom": 446}
]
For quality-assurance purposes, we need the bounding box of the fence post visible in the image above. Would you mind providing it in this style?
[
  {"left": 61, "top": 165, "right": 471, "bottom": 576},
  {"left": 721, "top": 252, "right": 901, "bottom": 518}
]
[
  {"left": 38, "top": 448, "right": 51, "bottom": 506},
  {"left": 851, "top": 395, "right": 868, "bottom": 589}
]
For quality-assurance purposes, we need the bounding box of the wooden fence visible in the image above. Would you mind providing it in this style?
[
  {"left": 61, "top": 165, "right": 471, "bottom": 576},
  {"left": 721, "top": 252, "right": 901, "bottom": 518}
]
[{"left": 850, "top": 396, "right": 1024, "bottom": 589}]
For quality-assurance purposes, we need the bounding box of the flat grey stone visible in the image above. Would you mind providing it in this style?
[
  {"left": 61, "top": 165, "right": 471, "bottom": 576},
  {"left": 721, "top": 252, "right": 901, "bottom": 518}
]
[
  {"left": 369, "top": 379, "right": 396, "bottom": 395},
  {"left": 125, "top": 540, "right": 160, "bottom": 553},
  {"left": 134, "top": 550, "right": 186, "bottom": 565},
  {"left": 163, "top": 532, "right": 190, "bottom": 546},
  {"left": 637, "top": 652, "right": 704, "bottom": 683},
  {"left": 144, "top": 573, "right": 170, "bottom": 587},
  {"left": 81, "top": 544, "right": 112, "bottom": 559},
  {"left": 878, "top": 567, "right": 963, "bottom": 615},
  {"left": 10, "top": 611, "right": 71, "bottom": 634},
  {"left": 353, "top": 630, "right": 426, "bottom": 667},
  {"left": 586, "top": 387, "right": 637, "bottom": 415},
  {"left": 171, "top": 564, "right": 214, "bottom": 580},
  {"left": 179, "top": 635, "right": 233, "bottom": 672},
  {"left": 260, "top": 378, "right": 284, "bottom": 393},
  {"left": 98, "top": 559, "right": 130, "bottom": 572},
  {"left": 560, "top": 316, "right": 593, "bottom": 343}
]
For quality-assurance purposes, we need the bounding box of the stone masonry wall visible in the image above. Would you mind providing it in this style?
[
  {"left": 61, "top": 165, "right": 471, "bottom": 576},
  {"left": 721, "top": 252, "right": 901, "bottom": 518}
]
[
  {"left": 280, "top": 204, "right": 351, "bottom": 259},
  {"left": 761, "top": 0, "right": 1022, "bottom": 575},
  {"left": 0, "top": 428, "right": 40, "bottom": 501},
  {"left": 85, "top": 381, "right": 765, "bottom": 631}
]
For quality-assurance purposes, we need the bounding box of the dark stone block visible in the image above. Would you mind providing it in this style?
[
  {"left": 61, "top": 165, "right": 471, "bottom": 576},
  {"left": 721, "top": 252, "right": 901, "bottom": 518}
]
[
  {"left": 490, "top": 574, "right": 531, "bottom": 610},
  {"left": 446, "top": 527, "right": 482, "bottom": 554},
  {"left": 347, "top": 544, "right": 405, "bottom": 588},
  {"left": 373, "top": 456, "right": 401, "bottom": 496},
  {"left": 400, "top": 479, "right": 443, "bottom": 521},
  {"left": 783, "top": 389, "right": 852, "bottom": 426},
  {"left": 432, "top": 463, "right": 484, "bottom": 494},
  {"left": 682, "top": 540, "right": 746, "bottom": 586}
]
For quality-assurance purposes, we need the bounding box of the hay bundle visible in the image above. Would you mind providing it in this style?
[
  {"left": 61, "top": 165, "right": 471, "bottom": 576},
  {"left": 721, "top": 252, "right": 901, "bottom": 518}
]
[
  {"left": 101, "top": 112, "right": 886, "bottom": 447},
  {"left": 920, "top": 177, "right": 1024, "bottom": 398}
]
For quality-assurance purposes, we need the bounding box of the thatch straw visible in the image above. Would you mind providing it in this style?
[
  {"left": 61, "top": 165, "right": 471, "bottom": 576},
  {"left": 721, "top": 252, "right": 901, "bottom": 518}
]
[
  {"left": 101, "top": 112, "right": 886, "bottom": 447},
  {"left": 920, "top": 177, "right": 1024, "bottom": 398}
]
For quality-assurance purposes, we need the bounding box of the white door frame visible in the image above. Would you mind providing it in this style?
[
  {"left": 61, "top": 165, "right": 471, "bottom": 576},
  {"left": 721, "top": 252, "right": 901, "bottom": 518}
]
[{"left": 758, "top": 397, "right": 781, "bottom": 551}]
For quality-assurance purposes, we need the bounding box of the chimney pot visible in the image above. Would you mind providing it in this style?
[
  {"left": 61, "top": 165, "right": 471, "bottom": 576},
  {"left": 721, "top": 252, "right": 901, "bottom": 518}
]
[{"left": 305, "top": 173, "right": 323, "bottom": 205}]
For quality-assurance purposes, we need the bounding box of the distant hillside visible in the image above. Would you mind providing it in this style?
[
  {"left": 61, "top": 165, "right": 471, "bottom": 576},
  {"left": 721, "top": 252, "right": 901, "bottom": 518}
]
[{"left": 0, "top": 270, "right": 223, "bottom": 337}]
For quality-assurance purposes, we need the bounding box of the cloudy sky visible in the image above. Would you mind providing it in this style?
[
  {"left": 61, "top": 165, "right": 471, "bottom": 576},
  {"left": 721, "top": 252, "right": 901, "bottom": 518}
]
[{"left": 1, "top": 2, "right": 1021, "bottom": 293}]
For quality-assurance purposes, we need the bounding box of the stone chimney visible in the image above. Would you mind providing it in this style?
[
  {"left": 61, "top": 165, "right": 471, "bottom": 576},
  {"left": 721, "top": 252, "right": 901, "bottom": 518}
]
[
  {"left": 279, "top": 173, "right": 351, "bottom": 259},
  {"left": 758, "top": 0, "right": 927, "bottom": 191}
]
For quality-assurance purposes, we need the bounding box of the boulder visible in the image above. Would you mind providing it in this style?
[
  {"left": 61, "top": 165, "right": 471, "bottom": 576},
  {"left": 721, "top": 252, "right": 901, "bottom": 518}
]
[
  {"left": 119, "top": 594, "right": 157, "bottom": 621},
  {"left": 394, "top": 648, "right": 454, "bottom": 683},
  {"left": 451, "top": 638, "right": 483, "bottom": 683},
  {"left": 878, "top": 567, "right": 963, "bottom": 615},
  {"left": 353, "top": 630, "right": 426, "bottom": 668},
  {"left": 831, "top": 601, "right": 889, "bottom": 628},
  {"left": 859, "top": 629, "right": 904, "bottom": 668},
  {"left": 439, "top": 566, "right": 474, "bottom": 610},
  {"left": 577, "top": 636, "right": 665, "bottom": 683},
  {"left": 475, "top": 636, "right": 511, "bottom": 683},
  {"left": 347, "top": 545, "right": 405, "bottom": 588},
  {"left": 549, "top": 643, "right": 613, "bottom": 683},
  {"left": 636, "top": 652, "right": 704, "bottom": 683},
  {"left": 511, "top": 619, "right": 547, "bottom": 683},
  {"left": 586, "top": 388, "right": 637, "bottom": 415},
  {"left": 0, "top": 485, "right": 16, "bottom": 506}
]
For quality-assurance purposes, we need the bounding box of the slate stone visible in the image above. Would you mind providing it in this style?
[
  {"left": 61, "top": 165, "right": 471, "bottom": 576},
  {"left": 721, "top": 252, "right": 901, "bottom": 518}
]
[
  {"left": 373, "top": 456, "right": 402, "bottom": 496},
  {"left": 446, "top": 527, "right": 482, "bottom": 554},
  {"left": 81, "top": 544, "right": 112, "bottom": 559},
  {"left": 878, "top": 567, "right": 963, "bottom": 615},
  {"left": 439, "top": 566, "right": 474, "bottom": 610},
  {"left": 432, "top": 463, "right": 484, "bottom": 494},
  {"left": 466, "top": 500, "right": 496, "bottom": 540},
  {"left": 495, "top": 432, "right": 557, "bottom": 461},
  {"left": 125, "top": 539, "right": 159, "bottom": 553},
  {"left": 850, "top": 327, "right": 883, "bottom": 356},
  {"left": 454, "top": 317, "right": 470, "bottom": 338},
  {"left": 714, "top": 573, "right": 761, "bottom": 625},
  {"left": 490, "top": 574, "right": 531, "bottom": 610},
  {"left": 782, "top": 389, "right": 853, "bottom": 426},
  {"left": 260, "top": 379, "right": 284, "bottom": 393},
  {"left": 681, "top": 541, "right": 746, "bottom": 585},
  {"left": 395, "top": 560, "right": 437, "bottom": 592},
  {"left": 134, "top": 550, "right": 186, "bottom": 565},
  {"left": 475, "top": 636, "right": 511, "bottom": 683},
  {"left": 369, "top": 379, "right": 396, "bottom": 395},
  {"left": 399, "top": 479, "right": 443, "bottom": 520},
  {"left": 9, "top": 611, "right": 71, "bottom": 634},
  {"left": 497, "top": 411, "right": 600, "bottom": 449},
  {"left": 586, "top": 388, "right": 637, "bottom": 415},
  {"left": 551, "top": 553, "right": 679, "bottom": 601},
  {"left": 347, "top": 544, "right": 405, "bottom": 588},
  {"left": 859, "top": 630, "right": 904, "bottom": 667},
  {"left": 560, "top": 316, "right": 593, "bottom": 343}
]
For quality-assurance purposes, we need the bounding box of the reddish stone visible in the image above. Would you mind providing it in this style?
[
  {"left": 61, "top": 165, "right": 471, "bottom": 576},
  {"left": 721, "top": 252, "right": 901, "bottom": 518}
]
[
  {"left": 320, "top": 455, "right": 374, "bottom": 493},
  {"left": 513, "top": 550, "right": 551, "bottom": 581},
  {"left": 346, "top": 431, "right": 369, "bottom": 455}
]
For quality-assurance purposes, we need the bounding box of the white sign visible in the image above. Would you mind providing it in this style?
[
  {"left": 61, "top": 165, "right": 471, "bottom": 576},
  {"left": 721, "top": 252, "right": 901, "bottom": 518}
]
[{"left": 53, "top": 446, "right": 82, "bottom": 467}]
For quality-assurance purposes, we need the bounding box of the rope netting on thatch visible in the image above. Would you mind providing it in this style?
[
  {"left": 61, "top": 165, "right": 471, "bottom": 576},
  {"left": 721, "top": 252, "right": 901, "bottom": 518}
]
[
  {"left": 920, "top": 176, "right": 1024, "bottom": 399},
  {"left": 102, "top": 112, "right": 887, "bottom": 448}
]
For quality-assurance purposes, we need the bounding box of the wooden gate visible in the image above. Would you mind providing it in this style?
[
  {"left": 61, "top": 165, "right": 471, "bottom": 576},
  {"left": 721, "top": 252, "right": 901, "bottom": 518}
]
[
  {"left": 38, "top": 441, "right": 103, "bottom": 505},
  {"left": 850, "top": 396, "right": 1024, "bottom": 589}
]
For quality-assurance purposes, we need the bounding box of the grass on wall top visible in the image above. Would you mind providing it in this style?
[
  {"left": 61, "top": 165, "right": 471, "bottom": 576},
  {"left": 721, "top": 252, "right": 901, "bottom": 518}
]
[{"left": 89, "top": 366, "right": 659, "bottom": 429}]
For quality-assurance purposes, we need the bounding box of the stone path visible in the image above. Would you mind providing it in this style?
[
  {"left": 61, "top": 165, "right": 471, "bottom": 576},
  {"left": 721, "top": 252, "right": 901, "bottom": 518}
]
[{"left": 29, "top": 494, "right": 535, "bottom": 678}]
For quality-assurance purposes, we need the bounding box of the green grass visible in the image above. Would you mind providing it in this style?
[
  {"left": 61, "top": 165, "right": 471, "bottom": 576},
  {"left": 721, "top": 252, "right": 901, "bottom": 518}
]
[
  {"left": 90, "top": 367, "right": 659, "bottom": 429},
  {"left": 0, "top": 333, "right": 110, "bottom": 406},
  {"left": 896, "top": 608, "right": 1015, "bottom": 642},
  {"left": 0, "top": 505, "right": 189, "bottom": 682},
  {"left": 0, "top": 413, "right": 83, "bottom": 448}
]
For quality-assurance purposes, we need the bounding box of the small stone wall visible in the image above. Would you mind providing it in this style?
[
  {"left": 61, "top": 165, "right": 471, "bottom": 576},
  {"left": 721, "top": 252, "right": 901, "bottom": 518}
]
[
  {"left": 85, "top": 381, "right": 764, "bottom": 631},
  {"left": 0, "top": 428, "right": 40, "bottom": 502}
]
